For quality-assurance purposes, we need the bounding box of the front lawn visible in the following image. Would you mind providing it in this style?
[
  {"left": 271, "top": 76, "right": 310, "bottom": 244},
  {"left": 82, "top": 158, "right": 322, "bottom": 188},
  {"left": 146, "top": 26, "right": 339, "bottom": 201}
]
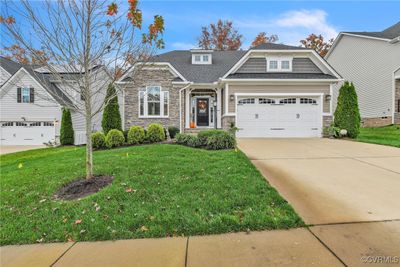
[
  {"left": 0, "top": 144, "right": 303, "bottom": 245},
  {"left": 356, "top": 125, "right": 400, "bottom": 147}
]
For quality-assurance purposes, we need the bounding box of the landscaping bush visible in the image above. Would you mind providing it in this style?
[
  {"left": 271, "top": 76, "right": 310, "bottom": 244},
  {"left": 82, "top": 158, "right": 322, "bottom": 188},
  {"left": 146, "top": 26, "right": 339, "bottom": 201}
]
[
  {"left": 197, "top": 129, "right": 221, "bottom": 145},
  {"left": 334, "top": 81, "right": 361, "bottom": 138},
  {"left": 60, "top": 108, "right": 74, "bottom": 145},
  {"left": 102, "top": 83, "right": 122, "bottom": 135},
  {"left": 175, "top": 133, "right": 201, "bottom": 148},
  {"left": 146, "top": 123, "right": 165, "bottom": 143},
  {"left": 168, "top": 126, "right": 179, "bottom": 139},
  {"left": 105, "top": 129, "right": 125, "bottom": 148},
  {"left": 205, "top": 131, "right": 236, "bottom": 150},
  {"left": 91, "top": 132, "right": 106, "bottom": 149},
  {"left": 127, "top": 126, "right": 145, "bottom": 145}
]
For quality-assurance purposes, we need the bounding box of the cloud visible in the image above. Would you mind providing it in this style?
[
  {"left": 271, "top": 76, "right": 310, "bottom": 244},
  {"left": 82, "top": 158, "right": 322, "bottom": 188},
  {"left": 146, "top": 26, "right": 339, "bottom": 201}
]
[
  {"left": 236, "top": 9, "right": 338, "bottom": 47},
  {"left": 171, "top": 42, "right": 198, "bottom": 50}
]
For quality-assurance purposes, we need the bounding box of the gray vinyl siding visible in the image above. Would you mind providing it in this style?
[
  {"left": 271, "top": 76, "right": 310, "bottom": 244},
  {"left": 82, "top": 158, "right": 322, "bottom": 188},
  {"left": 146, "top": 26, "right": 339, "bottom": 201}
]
[
  {"left": 0, "top": 70, "right": 62, "bottom": 135},
  {"left": 327, "top": 35, "right": 400, "bottom": 119},
  {"left": 236, "top": 57, "right": 322, "bottom": 73}
]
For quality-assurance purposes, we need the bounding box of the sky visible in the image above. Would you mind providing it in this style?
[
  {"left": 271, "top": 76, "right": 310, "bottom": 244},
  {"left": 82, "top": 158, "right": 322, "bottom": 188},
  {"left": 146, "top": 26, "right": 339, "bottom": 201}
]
[{"left": 137, "top": 0, "right": 400, "bottom": 52}]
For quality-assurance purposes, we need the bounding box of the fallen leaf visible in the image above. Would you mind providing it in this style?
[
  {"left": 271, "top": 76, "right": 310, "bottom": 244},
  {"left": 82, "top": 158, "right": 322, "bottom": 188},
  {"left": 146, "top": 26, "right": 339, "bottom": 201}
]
[
  {"left": 80, "top": 229, "right": 86, "bottom": 234},
  {"left": 39, "top": 199, "right": 46, "bottom": 203},
  {"left": 18, "top": 163, "right": 23, "bottom": 169},
  {"left": 140, "top": 225, "right": 149, "bottom": 232},
  {"left": 74, "top": 219, "right": 82, "bottom": 225},
  {"left": 125, "top": 188, "right": 136, "bottom": 193}
]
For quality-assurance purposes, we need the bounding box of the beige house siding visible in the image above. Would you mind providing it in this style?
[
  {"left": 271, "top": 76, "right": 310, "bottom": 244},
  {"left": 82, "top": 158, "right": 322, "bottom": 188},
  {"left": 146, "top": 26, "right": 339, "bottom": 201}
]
[
  {"left": 124, "top": 68, "right": 181, "bottom": 130},
  {"left": 226, "top": 84, "right": 331, "bottom": 114}
]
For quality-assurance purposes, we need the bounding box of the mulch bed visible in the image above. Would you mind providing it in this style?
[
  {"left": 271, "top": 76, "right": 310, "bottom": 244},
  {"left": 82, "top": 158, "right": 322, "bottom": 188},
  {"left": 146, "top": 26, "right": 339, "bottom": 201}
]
[{"left": 54, "top": 175, "right": 113, "bottom": 200}]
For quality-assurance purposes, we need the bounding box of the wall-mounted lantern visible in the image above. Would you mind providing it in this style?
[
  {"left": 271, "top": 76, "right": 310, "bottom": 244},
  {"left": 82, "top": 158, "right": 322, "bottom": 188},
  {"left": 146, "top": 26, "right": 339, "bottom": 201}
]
[
  {"left": 230, "top": 95, "right": 234, "bottom": 101},
  {"left": 325, "top": 94, "right": 332, "bottom": 101}
]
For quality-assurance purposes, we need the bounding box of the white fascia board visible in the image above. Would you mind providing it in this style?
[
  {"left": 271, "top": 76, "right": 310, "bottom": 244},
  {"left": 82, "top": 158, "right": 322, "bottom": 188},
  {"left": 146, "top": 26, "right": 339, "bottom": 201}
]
[
  {"left": 221, "top": 50, "right": 252, "bottom": 79},
  {"left": 235, "top": 92, "right": 324, "bottom": 97},
  {"left": 118, "top": 62, "right": 187, "bottom": 83},
  {"left": 220, "top": 78, "right": 341, "bottom": 84},
  {"left": 309, "top": 50, "right": 342, "bottom": 79}
]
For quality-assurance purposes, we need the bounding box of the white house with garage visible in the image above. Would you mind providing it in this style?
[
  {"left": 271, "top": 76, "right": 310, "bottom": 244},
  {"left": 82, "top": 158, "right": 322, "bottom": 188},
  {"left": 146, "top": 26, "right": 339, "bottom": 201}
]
[
  {"left": 118, "top": 43, "right": 342, "bottom": 138},
  {"left": 0, "top": 56, "right": 116, "bottom": 145}
]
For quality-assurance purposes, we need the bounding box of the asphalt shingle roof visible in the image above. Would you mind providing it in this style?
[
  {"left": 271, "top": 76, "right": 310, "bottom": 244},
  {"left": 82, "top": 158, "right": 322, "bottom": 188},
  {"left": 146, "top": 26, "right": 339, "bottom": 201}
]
[
  {"left": 0, "top": 56, "right": 21, "bottom": 75},
  {"left": 344, "top": 21, "right": 400, "bottom": 40},
  {"left": 251, "top": 43, "right": 310, "bottom": 50},
  {"left": 226, "top": 73, "right": 336, "bottom": 79}
]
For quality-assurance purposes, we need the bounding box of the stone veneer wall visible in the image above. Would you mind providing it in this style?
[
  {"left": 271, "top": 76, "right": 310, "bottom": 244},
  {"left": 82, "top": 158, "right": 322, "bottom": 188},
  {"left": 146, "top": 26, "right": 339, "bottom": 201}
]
[
  {"left": 221, "top": 116, "right": 235, "bottom": 131},
  {"left": 394, "top": 79, "right": 400, "bottom": 124},
  {"left": 124, "top": 68, "right": 182, "bottom": 130},
  {"left": 323, "top": 115, "right": 333, "bottom": 128}
]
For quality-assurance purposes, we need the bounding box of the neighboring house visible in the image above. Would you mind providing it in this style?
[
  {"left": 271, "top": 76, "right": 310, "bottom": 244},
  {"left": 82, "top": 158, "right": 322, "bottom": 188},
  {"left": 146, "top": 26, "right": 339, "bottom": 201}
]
[
  {"left": 118, "top": 43, "right": 342, "bottom": 138},
  {"left": 0, "top": 56, "right": 115, "bottom": 145},
  {"left": 326, "top": 22, "right": 400, "bottom": 126}
]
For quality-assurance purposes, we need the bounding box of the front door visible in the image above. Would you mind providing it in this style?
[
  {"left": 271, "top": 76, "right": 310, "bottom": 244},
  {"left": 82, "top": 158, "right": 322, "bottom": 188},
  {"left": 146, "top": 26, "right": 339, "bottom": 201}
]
[{"left": 196, "top": 98, "right": 209, "bottom": 126}]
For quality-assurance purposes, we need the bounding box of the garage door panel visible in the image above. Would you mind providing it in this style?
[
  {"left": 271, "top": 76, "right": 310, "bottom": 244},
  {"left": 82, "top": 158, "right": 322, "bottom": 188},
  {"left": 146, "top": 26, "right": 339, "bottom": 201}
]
[
  {"left": 1, "top": 122, "right": 55, "bottom": 145},
  {"left": 236, "top": 96, "right": 321, "bottom": 138}
]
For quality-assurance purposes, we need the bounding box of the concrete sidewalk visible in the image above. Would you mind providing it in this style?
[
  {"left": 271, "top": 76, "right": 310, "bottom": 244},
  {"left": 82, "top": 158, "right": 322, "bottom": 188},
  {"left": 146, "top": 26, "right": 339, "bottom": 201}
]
[{"left": 2, "top": 221, "right": 400, "bottom": 267}]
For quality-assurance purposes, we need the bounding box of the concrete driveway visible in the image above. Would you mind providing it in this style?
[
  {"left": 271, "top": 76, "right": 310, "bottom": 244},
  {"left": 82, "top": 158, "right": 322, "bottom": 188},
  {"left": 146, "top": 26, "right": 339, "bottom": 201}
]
[
  {"left": 0, "top": 145, "right": 46, "bottom": 155},
  {"left": 238, "top": 138, "right": 400, "bottom": 266}
]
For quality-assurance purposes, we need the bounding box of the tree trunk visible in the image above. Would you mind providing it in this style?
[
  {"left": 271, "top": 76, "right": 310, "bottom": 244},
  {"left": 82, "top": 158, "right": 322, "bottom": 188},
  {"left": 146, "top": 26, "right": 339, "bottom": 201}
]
[{"left": 85, "top": 113, "right": 93, "bottom": 179}]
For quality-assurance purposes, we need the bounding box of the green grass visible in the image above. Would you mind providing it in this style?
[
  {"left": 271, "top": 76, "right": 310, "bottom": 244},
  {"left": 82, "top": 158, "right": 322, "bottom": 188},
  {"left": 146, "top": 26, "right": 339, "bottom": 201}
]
[
  {"left": 0, "top": 144, "right": 303, "bottom": 245},
  {"left": 356, "top": 125, "right": 400, "bottom": 147}
]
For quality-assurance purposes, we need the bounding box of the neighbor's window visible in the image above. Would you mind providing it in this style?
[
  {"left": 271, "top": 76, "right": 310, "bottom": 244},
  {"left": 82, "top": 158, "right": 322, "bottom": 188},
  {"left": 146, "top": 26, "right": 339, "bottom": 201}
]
[
  {"left": 269, "top": 60, "right": 278, "bottom": 70},
  {"left": 194, "top": 55, "right": 201, "bottom": 62},
  {"left": 22, "top": 88, "right": 30, "bottom": 103},
  {"left": 203, "top": 55, "right": 209, "bottom": 62},
  {"left": 139, "top": 86, "right": 169, "bottom": 117}
]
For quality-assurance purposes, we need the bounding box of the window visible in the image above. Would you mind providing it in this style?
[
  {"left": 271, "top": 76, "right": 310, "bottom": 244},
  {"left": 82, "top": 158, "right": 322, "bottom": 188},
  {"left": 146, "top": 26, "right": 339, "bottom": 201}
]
[
  {"left": 1, "top": 122, "right": 13, "bottom": 127},
  {"left": 280, "top": 98, "right": 296, "bottom": 104},
  {"left": 29, "top": 122, "right": 41, "bottom": 127},
  {"left": 259, "top": 98, "right": 275, "bottom": 104},
  {"left": 281, "top": 60, "right": 290, "bottom": 70},
  {"left": 300, "top": 98, "right": 317, "bottom": 104},
  {"left": 139, "top": 86, "right": 169, "bottom": 117},
  {"left": 202, "top": 55, "right": 209, "bottom": 62},
  {"left": 269, "top": 60, "right": 278, "bottom": 70},
  {"left": 194, "top": 55, "right": 201, "bottom": 62},
  {"left": 16, "top": 122, "right": 27, "bottom": 126},
  {"left": 22, "top": 88, "right": 30, "bottom": 103},
  {"left": 43, "top": 122, "right": 54, "bottom": 126},
  {"left": 238, "top": 98, "right": 255, "bottom": 104},
  {"left": 192, "top": 53, "right": 212, "bottom": 64}
]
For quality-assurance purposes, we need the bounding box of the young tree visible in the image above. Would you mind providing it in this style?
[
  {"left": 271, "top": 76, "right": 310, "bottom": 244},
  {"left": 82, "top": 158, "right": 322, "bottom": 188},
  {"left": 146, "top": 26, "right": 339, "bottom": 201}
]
[
  {"left": 300, "top": 33, "right": 334, "bottom": 57},
  {"left": 1, "top": 0, "right": 164, "bottom": 179},
  {"left": 334, "top": 81, "right": 361, "bottom": 138},
  {"left": 251, "top": 32, "right": 278, "bottom": 47},
  {"left": 60, "top": 108, "right": 74, "bottom": 145},
  {"left": 102, "top": 83, "right": 122, "bottom": 135},
  {"left": 198, "top": 19, "right": 242, "bottom": 50}
]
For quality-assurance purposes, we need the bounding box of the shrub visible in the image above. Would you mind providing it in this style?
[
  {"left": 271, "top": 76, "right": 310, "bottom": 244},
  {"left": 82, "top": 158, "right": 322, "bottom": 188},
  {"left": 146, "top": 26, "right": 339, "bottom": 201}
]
[
  {"left": 60, "top": 108, "right": 74, "bottom": 145},
  {"left": 91, "top": 132, "right": 106, "bottom": 149},
  {"left": 323, "top": 126, "right": 340, "bottom": 138},
  {"left": 102, "top": 83, "right": 122, "bottom": 135},
  {"left": 197, "top": 130, "right": 221, "bottom": 145},
  {"left": 105, "top": 129, "right": 125, "bottom": 148},
  {"left": 168, "top": 126, "right": 179, "bottom": 139},
  {"left": 175, "top": 133, "right": 201, "bottom": 147},
  {"left": 205, "top": 131, "right": 236, "bottom": 150},
  {"left": 334, "top": 81, "right": 361, "bottom": 138},
  {"left": 146, "top": 123, "right": 165, "bottom": 143},
  {"left": 127, "top": 126, "right": 145, "bottom": 144}
]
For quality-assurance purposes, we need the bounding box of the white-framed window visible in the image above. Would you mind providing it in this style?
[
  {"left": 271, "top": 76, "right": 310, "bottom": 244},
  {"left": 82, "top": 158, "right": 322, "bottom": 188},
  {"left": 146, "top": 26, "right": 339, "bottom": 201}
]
[
  {"left": 300, "top": 98, "right": 317, "bottom": 104},
  {"left": 16, "top": 122, "right": 28, "bottom": 126},
  {"left": 202, "top": 55, "right": 209, "bottom": 62},
  {"left": 192, "top": 54, "right": 212, "bottom": 64},
  {"left": 259, "top": 98, "right": 275, "bottom": 104},
  {"left": 280, "top": 98, "right": 296, "bottom": 104},
  {"left": 29, "top": 122, "right": 41, "bottom": 127},
  {"left": 1, "top": 122, "right": 13, "bottom": 127},
  {"left": 238, "top": 98, "right": 255, "bottom": 105},
  {"left": 266, "top": 57, "right": 292, "bottom": 72},
  {"left": 194, "top": 55, "right": 201, "bottom": 62},
  {"left": 43, "top": 122, "right": 54, "bottom": 126},
  {"left": 139, "top": 86, "right": 169, "bottom": 118},
  {"left": 22, "top": 87, "right": 30, "bottom": 103}
]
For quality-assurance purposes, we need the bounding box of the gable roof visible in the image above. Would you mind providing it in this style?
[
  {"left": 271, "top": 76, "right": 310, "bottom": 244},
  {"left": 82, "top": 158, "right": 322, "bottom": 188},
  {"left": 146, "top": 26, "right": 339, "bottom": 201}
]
[
  {"left": 0, "top": 56, "right": 21, "bottom": 75},
  {"left": 150, "top": 50, "right": 247, "bottom": 83},
  {"left": 343, "top": 21, "right": 400, "bottom": 40},
  {"left": 251, "top": 43, "right": 310, "bottom": 50}
]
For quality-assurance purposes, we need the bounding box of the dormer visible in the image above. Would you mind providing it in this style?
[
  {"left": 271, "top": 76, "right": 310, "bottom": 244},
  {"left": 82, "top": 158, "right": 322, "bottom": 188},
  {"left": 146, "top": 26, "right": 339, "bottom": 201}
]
[
  {"left": 191, "top": 49, "right": 212, "bottom": 65},
  {"left": 266, "top": 56, "right": 293, "bottom": 72}
]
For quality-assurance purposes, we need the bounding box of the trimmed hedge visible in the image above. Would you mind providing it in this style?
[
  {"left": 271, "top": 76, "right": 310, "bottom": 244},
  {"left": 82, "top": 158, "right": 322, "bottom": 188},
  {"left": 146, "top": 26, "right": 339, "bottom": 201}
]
[
  {"left": 91, "top": 132, "right": 106, "bottom": 149},
  {"left": 146, "top": 124, "right": 165, "bottom": 143},
  {"left": 176, "top": 130, "right": 235, "bottom": 150},
  {"left": 105, "top": 129, "right": 125, "bottom": 148},
  {"left": 60, "top": 108, "right": 74, "bottom": 145},
  {"left": 168, "top": 126, "right": 179, "bottom": 139},
  {"left": 334, "top": 81, "right": 361, "bottom": 138},
  {"left": 127, "top": 126, "right": 145, "bottom": 144}
]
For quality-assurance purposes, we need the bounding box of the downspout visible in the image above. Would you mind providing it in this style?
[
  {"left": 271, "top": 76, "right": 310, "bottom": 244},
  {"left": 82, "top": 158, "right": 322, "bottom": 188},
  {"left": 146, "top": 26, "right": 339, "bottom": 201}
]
[{"left": 179, "top": 82, "right": 193, "bottom": 133}]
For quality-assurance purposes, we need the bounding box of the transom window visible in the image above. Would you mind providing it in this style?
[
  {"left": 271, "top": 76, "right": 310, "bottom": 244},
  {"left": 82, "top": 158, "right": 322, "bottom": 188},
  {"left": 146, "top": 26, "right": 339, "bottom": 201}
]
[
  {"left": 1, "top": 122, "right": 13, "bottom": 127},
  {"left": 238, "top": 98, "right": 255, "bottom": 104},
  {"left": 139, "top": 86, "right": 169, "bottom": 117},
  {"left": 266, "top": 58, "right": 292, "bottom": 72},
  {"left": 280, "top": 98, "right": 296, "bottom": 104},
  {"left": 16, "top": 122, "right": 28, "bottom": 126},
  {"left": 259, "top": 98, "right": 275, "bottom": 104},
  {"left": 300, "top": 98, "right": 317, "bottom": 104},
  {"left": 29, "top": 122, "right": 41, "bottom": 127},
  {"left": 43, "top": 122, "right": 54, "bottom": 126}
]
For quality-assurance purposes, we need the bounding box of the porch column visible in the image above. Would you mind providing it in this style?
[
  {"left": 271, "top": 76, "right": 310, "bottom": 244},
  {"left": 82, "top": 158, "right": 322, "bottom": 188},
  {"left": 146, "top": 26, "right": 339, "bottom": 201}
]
[
  {"left": 185, "top": 89, "right": 191, "bottom": 128},
  {"left": 216, "top": 88, "right": 222, "bottom": 128}
]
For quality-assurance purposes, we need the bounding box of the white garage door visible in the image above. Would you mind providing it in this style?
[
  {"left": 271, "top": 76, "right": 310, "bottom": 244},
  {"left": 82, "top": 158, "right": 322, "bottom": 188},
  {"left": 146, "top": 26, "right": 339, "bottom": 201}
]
[
  {"left": 236, "top": 96, "right": 322, "bottom": 138},
  {"left": 0, "top": 121, "right": 55, "bottom": 145}
]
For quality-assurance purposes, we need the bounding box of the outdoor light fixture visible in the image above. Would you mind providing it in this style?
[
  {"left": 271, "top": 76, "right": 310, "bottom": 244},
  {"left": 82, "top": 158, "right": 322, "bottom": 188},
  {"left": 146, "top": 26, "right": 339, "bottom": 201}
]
[
  {"left": 230, "top": 95, "right": 234, "bottom": 101},
  {"left": 325, "top": 94, "right": 331, "bottom": 101}
]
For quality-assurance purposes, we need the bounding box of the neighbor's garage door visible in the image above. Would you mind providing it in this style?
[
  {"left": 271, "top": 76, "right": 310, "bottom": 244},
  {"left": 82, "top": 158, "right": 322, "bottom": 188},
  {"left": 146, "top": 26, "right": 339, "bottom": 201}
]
[
  {"left": 236, "top": 96, "right": 322, "bottom": 138},
  {"left": 0, "top": 121, "right": 55, "bottom": 145}
]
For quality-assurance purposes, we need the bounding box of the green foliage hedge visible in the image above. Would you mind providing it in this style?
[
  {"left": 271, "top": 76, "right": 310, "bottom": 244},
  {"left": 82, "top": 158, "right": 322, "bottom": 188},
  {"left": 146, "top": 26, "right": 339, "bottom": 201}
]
[
  {"left": 146, "top": 124, "right": 165, "bottom": 143},
  {"left": 127, "top": 126, "right": 145, "bottom": 144},
  {"left": 334, "top": 81, "right": 361, "bottom": 138},
  {"left": 176, "top": 130, "right": 235, "bottom": 150},
  {"left": 91, "top": 132, "right": 106, "bottom": 149},
  {"left": 105, "top": 129, "right": 125, "bottom": 148},
  {"left": 60, "top": 108, "right": 74, "bottom": 145},
  {"left": 168, "top": 126, "right": 179, "bottom": 139},
  {"left": 102, "top": 84, "right": 122, "bottom": 135}
]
